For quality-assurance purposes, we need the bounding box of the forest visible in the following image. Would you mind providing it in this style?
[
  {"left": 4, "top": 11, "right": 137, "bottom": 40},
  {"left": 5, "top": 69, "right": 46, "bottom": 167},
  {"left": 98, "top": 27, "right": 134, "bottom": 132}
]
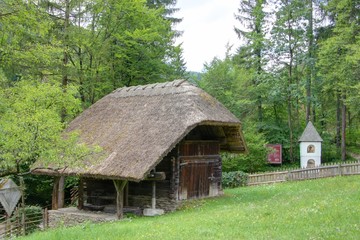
[
  {"left": 199, "top": 0, "right": 360, "bottom": 172},
  {"left": 0, "top": 0, "right": 359, "bottom": 205}
]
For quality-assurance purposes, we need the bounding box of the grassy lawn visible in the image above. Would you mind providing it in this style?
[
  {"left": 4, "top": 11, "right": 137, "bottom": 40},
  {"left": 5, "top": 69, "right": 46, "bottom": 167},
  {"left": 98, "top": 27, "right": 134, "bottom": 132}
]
[{"left": 21, "top": 176, "right": 360, "bottom": 240}]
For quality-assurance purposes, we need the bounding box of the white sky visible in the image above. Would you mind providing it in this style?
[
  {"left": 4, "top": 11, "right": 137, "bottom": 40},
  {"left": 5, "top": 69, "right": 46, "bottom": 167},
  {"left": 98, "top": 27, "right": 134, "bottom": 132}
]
[{"left": 174, "top": 0, "right": 240, "bottom": 72}]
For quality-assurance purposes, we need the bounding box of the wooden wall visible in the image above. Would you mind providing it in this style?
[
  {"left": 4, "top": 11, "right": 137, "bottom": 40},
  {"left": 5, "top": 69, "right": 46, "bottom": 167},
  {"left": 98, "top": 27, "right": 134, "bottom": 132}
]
[{"left": 82, "top": 139, "right": 222, "bottom": 213}]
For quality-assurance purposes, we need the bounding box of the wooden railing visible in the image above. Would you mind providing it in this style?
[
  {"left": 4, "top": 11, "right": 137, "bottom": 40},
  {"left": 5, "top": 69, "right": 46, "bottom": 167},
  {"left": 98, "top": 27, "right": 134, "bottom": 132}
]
[
  {"left": 0, "top": 207, "right": 45, "bottom": 238},
  {"left": 247, "top": 161, "right": 360, "bottom": 186}
]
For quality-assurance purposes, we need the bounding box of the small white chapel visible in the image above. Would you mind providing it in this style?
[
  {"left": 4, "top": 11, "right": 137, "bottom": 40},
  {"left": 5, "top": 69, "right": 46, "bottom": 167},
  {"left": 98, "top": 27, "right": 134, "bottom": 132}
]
[{"left": 299, "top": 121, "right": 323, "bottom": 168}]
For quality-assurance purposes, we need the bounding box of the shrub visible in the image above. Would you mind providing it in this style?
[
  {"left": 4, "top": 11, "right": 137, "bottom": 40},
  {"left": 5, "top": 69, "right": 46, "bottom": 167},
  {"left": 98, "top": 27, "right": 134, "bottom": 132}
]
[
  {"left": 222, "top": 125, "right": 268, "bottom": 173},
  {"left": 222, "top": 171, "right": 248, "bottom": 188}
]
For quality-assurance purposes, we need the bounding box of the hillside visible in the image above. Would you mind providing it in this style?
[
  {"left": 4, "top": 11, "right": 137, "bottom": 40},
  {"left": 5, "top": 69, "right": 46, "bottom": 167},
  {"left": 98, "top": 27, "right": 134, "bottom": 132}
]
[{"left": 22, "top": 175, "right": 360, "bottom": 240}]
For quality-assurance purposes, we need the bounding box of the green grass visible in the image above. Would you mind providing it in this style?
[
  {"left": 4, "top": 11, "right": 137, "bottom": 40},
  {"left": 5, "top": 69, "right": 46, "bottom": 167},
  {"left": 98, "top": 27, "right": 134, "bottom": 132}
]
[{"left": 21, "top": 176, "right": 360, "bottom": 240}]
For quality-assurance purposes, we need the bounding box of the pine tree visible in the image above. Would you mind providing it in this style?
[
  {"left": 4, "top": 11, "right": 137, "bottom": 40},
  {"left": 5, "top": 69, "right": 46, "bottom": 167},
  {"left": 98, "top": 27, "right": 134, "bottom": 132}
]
[
  {"left": 317, "top": 0, "right": 360, "bottom": 161},
  {"left": 270, "top": 0, "right": 308, "bottom": 162},
  {"left": 234, "top": 0, "right": 269, "bottom": 124}
]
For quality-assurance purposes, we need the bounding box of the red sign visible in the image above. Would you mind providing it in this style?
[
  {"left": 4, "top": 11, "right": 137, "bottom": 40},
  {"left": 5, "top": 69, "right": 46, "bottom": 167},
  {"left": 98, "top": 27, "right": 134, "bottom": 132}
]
[{"left": 267, "top": 144, "right": 282, "bottom": 164}]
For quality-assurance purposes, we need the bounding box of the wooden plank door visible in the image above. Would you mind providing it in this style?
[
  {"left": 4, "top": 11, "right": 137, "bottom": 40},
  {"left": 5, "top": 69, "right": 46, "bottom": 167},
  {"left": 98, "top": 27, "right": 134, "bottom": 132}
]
[{"left": 179, "top": 161, "right": 215, "bottom": 200}]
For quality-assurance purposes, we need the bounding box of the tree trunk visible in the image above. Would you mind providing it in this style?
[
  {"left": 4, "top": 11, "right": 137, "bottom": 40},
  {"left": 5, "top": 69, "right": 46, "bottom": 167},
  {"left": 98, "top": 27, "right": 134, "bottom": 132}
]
[
  {"left": 287, "top": 10, "right": 294, "bottom": 162},
  {"left": 336, "top": 94, "right": 341, "bottom": 149},
  {"left": 61, "top": 0, "right": 70, "bottom": 121},
  {"left": 306, "top": 0, "right": 314, "bottom": 123},
  {"left": 341, "top": 94, "right": 346, "bottom": 161},
  {"left": 287, "top": 97, "right": 294, "bottom": 162},
  {"left": 287, "top": 52, "right": 294, "bottom": 162}
]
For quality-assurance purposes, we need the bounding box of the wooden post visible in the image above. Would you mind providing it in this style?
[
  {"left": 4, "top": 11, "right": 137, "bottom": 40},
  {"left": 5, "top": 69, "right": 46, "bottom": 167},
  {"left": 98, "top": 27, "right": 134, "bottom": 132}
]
[
  {"left": 77, "top": 178, "right": 84, "bottom": 210},
  {"left": 5, "top": 214, "right": 10, "bottom": 238},
  {"left": 43, "top": 208, "right": 48, "bottom": 229},
  {"left": 338, "top": 163, "right": 342, "bottom": 176},
  {"left": 19, "top": 177, "right": 26, "bottom": 236},
  {"left": 58, "top": 176, "right": 65, "bottom": 208},
  {"left": 151, "top": 181, "right": 156, "bottom": 209},
  {"left": 113, "top": 180, "right": 128, "bottom": 219},
  {"left": 124, "top": 182, "right": 129, "bottom": 207},
  {"left": 16, "top": 207, "right": 20, "bottom": 236},
  {"left": 52, "top": 177, "right": 60, "bottom": 210}
]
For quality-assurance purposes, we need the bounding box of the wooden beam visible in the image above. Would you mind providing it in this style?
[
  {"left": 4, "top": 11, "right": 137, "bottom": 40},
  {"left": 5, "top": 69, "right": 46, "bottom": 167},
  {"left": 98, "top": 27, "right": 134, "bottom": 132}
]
[
  {"left": 113, "top": 180, "right": 128, "bottom": 219},
  {"left": 151, "top": 181, "right": 156, "bottom": 209},
  {"left": 52, "top": 177, "right": 60, "bottom": 210},
  {"left": 77, "top": 178, "right": 84, "bottom": 210},
  {"left": 124, "top": 182, "right": 129, "bottom": 207},
  {"left": 144, "top": 172, "right": 166, "bottom": 181},
  {"left": 57, "top": 176, "right": 65, "bottom": 208}
]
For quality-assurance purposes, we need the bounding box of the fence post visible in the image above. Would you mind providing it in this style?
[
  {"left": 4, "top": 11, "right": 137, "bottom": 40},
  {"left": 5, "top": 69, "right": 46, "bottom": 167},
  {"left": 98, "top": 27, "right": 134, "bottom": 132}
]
[
  {"left": 43, "top": 208, "right": 48, "bottom": 229},
  {"left": 17, "top": 207, "right": 21, "bottom": 236},
  {"left": 286, "top": 170, "right": 291, "bottom": 181},
  {"left": 338, "top": 163, "right": 342, "bottom": 176},
  {"left": 19, "top": 177, "right": 26, "bottom": 236},
  {"left": 5, "top": 214, "right": 10, "bottom": 239}
]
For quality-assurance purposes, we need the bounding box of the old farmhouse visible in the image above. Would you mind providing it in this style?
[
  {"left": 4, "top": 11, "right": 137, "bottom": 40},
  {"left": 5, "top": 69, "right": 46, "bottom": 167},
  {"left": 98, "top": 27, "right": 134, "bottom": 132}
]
[{"left": 32, "top": 79, "right": 247, "bottom": 219}]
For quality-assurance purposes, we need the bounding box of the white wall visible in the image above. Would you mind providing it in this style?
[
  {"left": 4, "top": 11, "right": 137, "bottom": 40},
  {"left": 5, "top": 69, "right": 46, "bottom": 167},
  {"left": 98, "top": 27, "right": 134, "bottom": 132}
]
[{"left": 300, "top": 142, "right": 322, "bottom": 168}]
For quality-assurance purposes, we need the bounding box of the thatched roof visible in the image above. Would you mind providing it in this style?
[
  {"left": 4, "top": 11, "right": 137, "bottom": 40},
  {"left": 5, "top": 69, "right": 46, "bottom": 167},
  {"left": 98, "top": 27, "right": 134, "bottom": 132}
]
[
  {"left": 32, "top": 80, "right": 247, "bottom": 181},
  {"left": 299, "top": 121, "right": 323, "bottom": 142}
]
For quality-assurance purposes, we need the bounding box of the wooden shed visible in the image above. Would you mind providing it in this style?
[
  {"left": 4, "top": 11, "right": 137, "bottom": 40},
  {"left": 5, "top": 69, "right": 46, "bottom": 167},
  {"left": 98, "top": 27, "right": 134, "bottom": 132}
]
[{"left": 32, "top": 80, "right": 247, "bottom": 218}]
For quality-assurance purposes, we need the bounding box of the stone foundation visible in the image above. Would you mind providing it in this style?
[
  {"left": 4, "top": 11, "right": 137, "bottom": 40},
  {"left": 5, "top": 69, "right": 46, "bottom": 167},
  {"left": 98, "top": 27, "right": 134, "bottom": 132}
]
[
  {"left": 129, "top": 195, "right": 180, "bottom": 212},
  {"left": 48, "top": 207, "right": 117, "bottom": 228}
]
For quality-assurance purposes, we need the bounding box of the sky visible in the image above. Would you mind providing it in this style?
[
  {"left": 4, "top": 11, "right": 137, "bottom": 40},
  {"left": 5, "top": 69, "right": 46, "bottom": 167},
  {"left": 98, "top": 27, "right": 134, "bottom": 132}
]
[{"left": 174, "top": 0, "right": 240, "bottom": 72}]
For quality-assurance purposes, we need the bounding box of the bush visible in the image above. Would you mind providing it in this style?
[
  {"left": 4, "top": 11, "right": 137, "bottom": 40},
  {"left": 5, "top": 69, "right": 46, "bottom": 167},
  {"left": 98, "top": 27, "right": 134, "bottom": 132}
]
[
  {"left": 222, "top": 125, "right": 268, "bottom": 173},
  {"left": 222, "top": 171, "right": 248, "bottom": 188}
]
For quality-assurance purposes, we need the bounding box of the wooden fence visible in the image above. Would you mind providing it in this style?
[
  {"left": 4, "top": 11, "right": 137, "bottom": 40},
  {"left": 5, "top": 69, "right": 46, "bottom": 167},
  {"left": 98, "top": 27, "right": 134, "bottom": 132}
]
[
  {"left": 247, "top": 161, "right": 360, "bottom": 186},
  {"left": 0, "top": 207, "right": 46, "bottom": 239}
]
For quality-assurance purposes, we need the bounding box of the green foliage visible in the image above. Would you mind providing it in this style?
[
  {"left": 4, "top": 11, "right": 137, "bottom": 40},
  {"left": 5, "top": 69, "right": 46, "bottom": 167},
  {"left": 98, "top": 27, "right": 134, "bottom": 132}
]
[
  {"left": 222, "top": 124, "right": 268, "bottom": 173},
  {"left": 222, "top": 171, "right": 248, "bottom": 188},
  {"left": 1, "top": 0, "right": 185, "bottom": 107},
  {"left": 316, "top": 0, "right": 360, "bottom": 160},
  {"left": 0, "top": 79, "right": 100, "bottom": 175},
  {"left": 0, "top": 0, "right": 58, "bottom": 81},
  {"left": 0, "top": 80, "right": 73, "bottom": 171},
  {"left": 23, "top": 175, "right": 53, "bottom": 207},
  {"left": 21, "top": 176, "right": 360, "bottom": 240},
  {"left": 321, "top": 133, "right": 341, "bottom": 163},
  {"left": 199, "top": 51, "right": 243, "bottom": 116},
  {"left": 19, "top": 205, "right": 43, "bottom": 234},
  {"left": 202, "top": 0, "right": 360, "bottom": 166}
]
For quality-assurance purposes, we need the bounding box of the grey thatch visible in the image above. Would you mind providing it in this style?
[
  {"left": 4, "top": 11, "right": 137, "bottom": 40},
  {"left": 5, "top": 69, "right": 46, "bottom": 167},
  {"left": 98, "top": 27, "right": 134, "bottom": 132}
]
[
  {"left": 32, "top": 80, "right": 247, "bottom": 181},
  {"left": 299, "top": 121, "right": 323, "bottom": 142}
]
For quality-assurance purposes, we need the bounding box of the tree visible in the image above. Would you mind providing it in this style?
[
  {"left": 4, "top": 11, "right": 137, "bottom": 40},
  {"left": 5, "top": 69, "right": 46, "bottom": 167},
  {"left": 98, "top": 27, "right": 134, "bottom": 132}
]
[
  {"left": 0, "top": 0, "right": 59, "bottom": 81},
  {"left": 2, "top": 0, "right": 185, "bottom": 107},
  {"left": 199, "top": 52, "right": 240, "bottom": 115},
  {"left": 166, "top": 43, "right": 188, "bottom": 80},
  {"left": 270, "top": 0, "right": 308, "bottom": 162},
  {"left": 234, "top": 0, "right": 269, "bottom": 123},
  {"left": 0, "top": 79, "right": 97, "bottom": 176},
  {"left": 199, "top": 53, "right": 268, "bottom": 173},
  {"left": 317, "top": 0, "right": 360, "bottom": 161}
]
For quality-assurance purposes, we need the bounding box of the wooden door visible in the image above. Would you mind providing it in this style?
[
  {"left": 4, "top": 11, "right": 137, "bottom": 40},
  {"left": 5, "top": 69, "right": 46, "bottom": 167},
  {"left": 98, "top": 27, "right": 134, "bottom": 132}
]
[
  {"left": 179, "top": 159, "right": 218, "bottom": 200},
  {"left": 178, "top": 141, "right": 221, "bottom": 200}
]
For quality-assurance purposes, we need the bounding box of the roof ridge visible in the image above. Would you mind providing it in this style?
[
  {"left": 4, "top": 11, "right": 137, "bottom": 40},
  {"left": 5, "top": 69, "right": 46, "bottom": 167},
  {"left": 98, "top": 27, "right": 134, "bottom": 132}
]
[
  {"left": 112, "top": 79, "right": 194, "bottom": 98},
  {"left": 115, "top": 79, "right": 189, "bottom": 93}
]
